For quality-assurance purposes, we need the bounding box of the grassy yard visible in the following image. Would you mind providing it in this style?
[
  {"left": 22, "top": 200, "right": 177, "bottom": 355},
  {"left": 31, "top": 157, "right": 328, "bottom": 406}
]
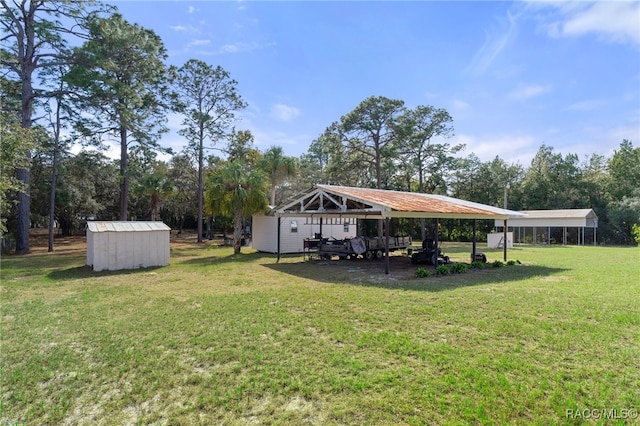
[{"left": 1, "top": 236, "right": 639, "bottom": 425}]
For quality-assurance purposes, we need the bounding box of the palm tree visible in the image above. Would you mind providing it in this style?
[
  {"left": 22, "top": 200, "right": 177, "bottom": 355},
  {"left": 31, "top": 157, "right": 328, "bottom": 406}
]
[
  {"left": 259, "top": 146, "right": 298, "bottom": 206},
  {"left": 134, "top": 171, "right": 174, "bottom": 221},
  {"left": 206, "top": 160, "right": 268, "bottom": 254}
]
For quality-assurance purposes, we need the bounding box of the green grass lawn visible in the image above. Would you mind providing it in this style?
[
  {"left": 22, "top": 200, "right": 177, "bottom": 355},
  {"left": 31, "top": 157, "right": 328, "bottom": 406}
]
[{"left": 1, "top": 239, "right": 639, "bottom": 425}]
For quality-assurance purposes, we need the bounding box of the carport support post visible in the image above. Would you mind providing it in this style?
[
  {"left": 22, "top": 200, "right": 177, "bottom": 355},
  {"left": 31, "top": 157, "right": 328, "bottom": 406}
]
[
  {"left": 276, "top": 216, "right": 281, "bottom": 263},
  {"left": 384, "top": 217, "right": 390, "bottom": 275},
  {"left": 434, "top": 218, "right": 439, "bottom": 258},
  {"left": 503, "top": 219, "right": 508, "bottom": 262},
  {"left": 472, "top": 219, "right": 477, "bottom": 262}
]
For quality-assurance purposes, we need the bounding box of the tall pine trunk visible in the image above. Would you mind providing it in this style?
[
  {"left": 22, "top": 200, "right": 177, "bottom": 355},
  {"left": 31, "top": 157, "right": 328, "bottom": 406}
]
[
  {"left": 16, "top": 66, "right": 34, "bottom": 254},
  {"left": 48, "top": 95, "right": 63, "bottom": 252},
  {"left": 197, "top": 135, "right": 204, "bottom": 243},
  {"left": 15, "top": 168, "right": 30, "bottom": 254},
  {"left": 119, "top": 127, "right": 128, "bottom": 220},
  {"left": 48, "top": 134, "right": 59, "bottom": 252}
]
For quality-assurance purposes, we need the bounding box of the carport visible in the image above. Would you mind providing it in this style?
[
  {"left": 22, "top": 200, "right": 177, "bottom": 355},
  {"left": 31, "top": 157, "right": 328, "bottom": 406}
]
[
  {"left": 274, "top": 185, "right": 525, "bottom": 274},
  {"left": 495, "top": 209, "right": 598, "bottom": 245}
]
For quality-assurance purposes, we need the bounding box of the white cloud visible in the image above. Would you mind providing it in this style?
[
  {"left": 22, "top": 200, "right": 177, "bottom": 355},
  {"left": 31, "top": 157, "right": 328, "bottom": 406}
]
[
  {"left": 455, "top": 133, "right": 539, "bottom": 165},
  {"left": 219, "top": 44, "right": 240, "bottom": 54},
  {"left": 453, "top": 121, "right": 639, "bottom": 168},
  {"left": 467, "top": 9, "right": 520, "bottom": 75},
  {"left": 251, "top": 129, "right": 306, "bottom": 150},
  {"left": 187, "top": 6, "right": 197, "bottom": 14},
  {"left": 194, "top": 41, "right": 274, "bottom": 56},
  {"left": 532, "top": 1, "right": 640, "bottom": 46},
  {"left": 188, "top": 39, "right": 211, "bottom": 47},
  {"left": 564, "top": 2, "right": 639, "bottom": 45},
  {"left": 508, "top": 84, "right": 550, "bottom": 101},
  {"left": 169, "top": 25, "right": 199, "bottom": 34},
  {"left": 270, "top": 104, "right": 301, "bottom": 122}
]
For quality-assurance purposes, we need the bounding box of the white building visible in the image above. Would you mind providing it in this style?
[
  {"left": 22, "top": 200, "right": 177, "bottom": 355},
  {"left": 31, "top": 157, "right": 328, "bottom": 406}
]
[
  {"left": 86, "top": 221, "right": 171, "bottom": 271},
  {"left": 251, "top": 213, "right": 355, "bottom": 254},
  {"left": 495, "top": 209, "right": 598, "bottom": 245}
]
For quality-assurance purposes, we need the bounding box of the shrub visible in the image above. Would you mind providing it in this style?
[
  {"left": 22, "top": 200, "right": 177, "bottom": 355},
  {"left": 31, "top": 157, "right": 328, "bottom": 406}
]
[
  {"left": 415, "top": 267, "right": 430, "bottom": 278},
  {"left": 450, "top": 263, "right": 468, "bottom": 273},
  {"left": 492, "top": 260, "right": 505, "bottom": 268},
  {"left": 470, "top": 261, "right": 486, "bottom": 269},
  {"left": 506, "top": 260, "right": 517, "bottom": 266},
  {"left": 633, "top": 223, "right": 640, "bottom": 246},
  {"left": 435, "top": 265, "right": 449, "bottom": 275}
]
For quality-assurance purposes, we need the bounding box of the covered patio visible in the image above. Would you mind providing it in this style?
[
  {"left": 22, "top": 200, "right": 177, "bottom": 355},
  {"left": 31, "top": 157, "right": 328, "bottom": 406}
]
[{"left": 274, "top": 185, "right": 525, "bottom": 274}]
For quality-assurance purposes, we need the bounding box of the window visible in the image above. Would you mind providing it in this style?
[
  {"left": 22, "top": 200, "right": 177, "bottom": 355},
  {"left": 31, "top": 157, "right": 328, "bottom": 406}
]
[
  {"left": 344, "top": 223, "right": 349, "bottom": 232},
  {"left": 290, "top": 220, "right": 298, "bottom": 233}
]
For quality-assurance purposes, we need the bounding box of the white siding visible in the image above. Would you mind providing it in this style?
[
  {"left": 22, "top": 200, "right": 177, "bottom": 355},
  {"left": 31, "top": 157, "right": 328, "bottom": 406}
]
[
  {"left": 487, "top": 232, "right": 513, "bottom": 248},
  {"left": 251, "top": 214, "right": 278, "bottom": 253},
  {"left": 251, "top": 214, "right": 354, "bottom": 253},
  {"left": 495, "top": 209, "right": 598, "bottom": 228},
  {"left": 86, "top": 221, "right": 170, "bottom": 271},
  {"left": 87, "top": 229, "right": 94, "bottom": 266}
]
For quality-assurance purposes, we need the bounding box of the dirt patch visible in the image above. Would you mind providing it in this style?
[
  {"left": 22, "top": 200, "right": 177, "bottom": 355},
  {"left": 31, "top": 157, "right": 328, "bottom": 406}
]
[
  {"left": 24, "top": 229, "right": 225, "bottom": 255},
  {"left": 26, "top": 228, "right": 87, "bottom": 255}
]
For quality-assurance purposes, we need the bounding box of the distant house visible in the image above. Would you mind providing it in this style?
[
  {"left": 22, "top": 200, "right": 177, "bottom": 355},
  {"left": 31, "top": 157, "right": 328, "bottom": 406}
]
[
  {"left": 86, "top": 221, "right": 170, "bottom": 271},
  {"left": 495, "top": 209, "right": 598, "bottom": 245},
  {"left": 251, "top": 213, "right": 354, "bottom": 254}
]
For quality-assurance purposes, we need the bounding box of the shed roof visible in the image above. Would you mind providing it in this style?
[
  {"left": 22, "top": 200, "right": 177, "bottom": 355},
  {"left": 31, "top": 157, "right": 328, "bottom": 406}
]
[
  {"left": 87, "top": 221, "right": 171, "bottom": 233},
  {"left": 276, "top": 185, "right": 525, "bottom": 220},
  {"left": 513, "top": 209, "right": 597, "bottom": 219},
  {"left": 497, "top": 209, "right": 598, "bottom": 228}
]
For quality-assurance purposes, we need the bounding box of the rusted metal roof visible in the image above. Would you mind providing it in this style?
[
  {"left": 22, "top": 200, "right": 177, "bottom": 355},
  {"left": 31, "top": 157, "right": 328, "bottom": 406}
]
[
  {"left": 86, "top": 221, "right": 171, "bottom": 233},
  {"left": 277, "top": 185, "right": 525, "bottom": 220}
]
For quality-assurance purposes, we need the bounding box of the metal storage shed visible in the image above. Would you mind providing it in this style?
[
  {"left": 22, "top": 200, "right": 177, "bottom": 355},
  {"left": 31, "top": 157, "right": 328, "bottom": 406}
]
[
  {"left": 86, "top": 221, "right": 171, "bottom": 271},
  {"left": 494, "top": 209, "right": 598, "bottom": 245}
]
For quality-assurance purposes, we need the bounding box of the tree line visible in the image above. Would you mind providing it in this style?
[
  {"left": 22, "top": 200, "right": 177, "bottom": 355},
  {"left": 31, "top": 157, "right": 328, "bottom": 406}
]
[
  {"left": 297, "top": 96, "right": 639, "bottom": 245},
  {"left": 2, "top": 1, "right": 639, "bottom": 255},
  {"left": 2, "top": 1, "right": 295, "bottom": 254}
]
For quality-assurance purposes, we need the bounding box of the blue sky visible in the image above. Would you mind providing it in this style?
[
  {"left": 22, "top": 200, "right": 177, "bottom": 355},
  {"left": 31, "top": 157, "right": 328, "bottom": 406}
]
[{"left": 110, "top": 0, "right": 640, "bottom": 166}]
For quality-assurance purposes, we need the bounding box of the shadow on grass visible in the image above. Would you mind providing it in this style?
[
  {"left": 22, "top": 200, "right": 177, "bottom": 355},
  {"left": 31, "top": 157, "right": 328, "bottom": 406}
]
[
  {"left": 47, "top": 265, "right": 167, "bottom": 281},
  {"left": 262, "top": 255, "right": 570, "bottom": 292},
  {"left": 179, "top": 250, "right": 274, "bottom": 266},
  {"left": 7, "top": 246, "right": 269, "bottom": 282}
]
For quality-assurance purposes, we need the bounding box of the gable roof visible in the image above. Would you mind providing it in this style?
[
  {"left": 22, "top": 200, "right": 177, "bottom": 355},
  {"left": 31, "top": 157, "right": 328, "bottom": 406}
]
[
  {"left": 497, "top": 209, "right": 598, "bottom": 228},
  {"left": 276, "top": 185, "right": 525, "bottom": 220},
  {"left": 517, "top": 209, "right": 597, "bottom": 219},
  {"left": 87, "top": 221, "right": 171, "bottom": 233}
]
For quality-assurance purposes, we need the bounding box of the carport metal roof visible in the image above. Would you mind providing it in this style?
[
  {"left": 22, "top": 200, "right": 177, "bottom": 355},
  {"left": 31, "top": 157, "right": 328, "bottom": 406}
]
[{"left": 276, "top": 184, "right": 525, "bottom": 220}]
